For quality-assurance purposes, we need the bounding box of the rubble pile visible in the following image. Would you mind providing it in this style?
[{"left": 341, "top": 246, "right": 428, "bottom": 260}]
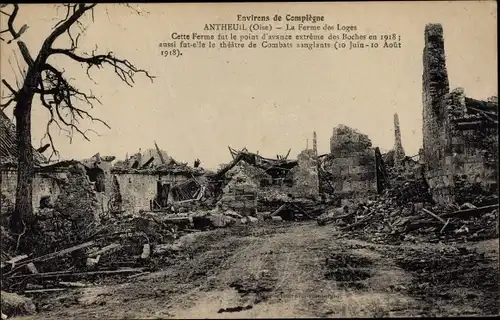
[
  {"left": 24, "top": 164, "right": 100, "bottom": 259},
  {"left": 220, "top": 162, "right": 262, "bottom": 194},
  {"left": 386, "top": 166, "right": 433, "bottom": 205},
  {"left": 323, "top": 192, "right": 498, "bottom": 244},
  {"left": 454, "top": 175, "right": 499, "bottom": 207},
  {"left": 1, "top": 200, "right": 271, "bottom": 295},
  {"left": 319, "top": 157, "right": 498, "bottom": 245},
  {"left": 0, "top": 196, "right": 15, "bottom": 267},
  {"left": 0, "top": 212, "right": 181, "bottom": 294}
]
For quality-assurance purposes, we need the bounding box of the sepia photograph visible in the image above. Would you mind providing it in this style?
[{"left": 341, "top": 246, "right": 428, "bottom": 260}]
[{"left": 0, "top": 2, "right": 498, "bottom": 319}]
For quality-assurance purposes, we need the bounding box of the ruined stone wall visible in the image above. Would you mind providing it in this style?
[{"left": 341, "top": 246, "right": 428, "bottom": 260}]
[
  {"left": 447, "top": 92, "right": 499, "bottom": 191},
  {"left": 52, "top": 164, "right": 101, "bottom": 226},
  {"left": 426, "top": 165, "right": 454, "bottom": 205},
  {"left": 421, "top": 24, "right": 497, "bottom": 204},
  {"left": 324, "top": 149, "right": 378, "bottom": 198},
  {"left": 111, "top": 172, "right": 190, "bottom": 213},
  {"left": 219, "top": 191, "right": 257, "bottom": 216},
  {"left": 1, "top": 169, "right": 66, "bottom": 212},
  {"left": 217, "top": 162, "right": 259, "bottom": 215},
  {"left": 421, "top": 23, "right": 456, "bottom": 204},
  {"left": 289, "top": 149, "right": 320, "bottom": 199},
  {"left": 450, "top": 128, "right": 498, "bottom": 186},
  {"left": 31, "top": 164, "right": 101, "bottom": 254},
  {"left": 422, "top": 24, "right": 450, "bottom": 172},
  {"left": 324, "top": 125, "right": 378, "bottom": 199}
]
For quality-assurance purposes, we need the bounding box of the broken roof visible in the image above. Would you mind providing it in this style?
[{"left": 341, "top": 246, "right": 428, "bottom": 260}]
[
  {"left": 110, "top": 165, "right": 205, "bottom": 175},
  {"left": 0, "top": 109, "right": 47, "bottom": 167},
  {"left": 213, "top": 147, "right": 298, "bottom": 180}
]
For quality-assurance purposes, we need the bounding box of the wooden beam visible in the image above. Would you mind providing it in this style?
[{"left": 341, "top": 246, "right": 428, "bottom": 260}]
[
  {"left": 422, "top": 208, "right": 446, "bottom": 224},
  {"left": 11, "top": 268, "right": 145, "bottom": 279},
  {"left": 154, "top": 141, "right": 166, "bottom": 165}
]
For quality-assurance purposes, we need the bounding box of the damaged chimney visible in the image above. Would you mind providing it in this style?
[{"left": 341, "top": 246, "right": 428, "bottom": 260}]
[{"left": 422, "top": 23, "right": 450, "bottom": 170}]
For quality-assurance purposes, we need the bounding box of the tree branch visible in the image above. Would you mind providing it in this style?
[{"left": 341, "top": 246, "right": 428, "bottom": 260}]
[
  {"left": 17, "top": 41, "right": 34, "bottom": 68},
  {"left": 1, "top": 79, "right": 18, "bottom": 97},
  {"left": 49, "top": 48, "right": 154, "bottom": 86},
  {"left": 6, "top": 4, "right": 19, "bottom": 39},
  {"left": 36, "top": 62, "right": 111, "bottom": 150},
  {"left": 37, "top": 3, "right": 97, "bottom": 62},
  {"left": 0, "top": 98, "right": 15, "bottom": 110},
  {"left": 0, "top": 5, "right": 35, "bottom": 67}
]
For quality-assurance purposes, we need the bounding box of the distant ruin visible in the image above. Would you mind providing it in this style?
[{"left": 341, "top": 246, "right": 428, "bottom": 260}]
[{"left": 393, "top": 113, "right": 405, "bottom": 167}]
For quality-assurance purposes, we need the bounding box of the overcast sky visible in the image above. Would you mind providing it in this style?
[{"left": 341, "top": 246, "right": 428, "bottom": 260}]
[{"left": 1, "top": 2, "right": 497, "bottom": 169}]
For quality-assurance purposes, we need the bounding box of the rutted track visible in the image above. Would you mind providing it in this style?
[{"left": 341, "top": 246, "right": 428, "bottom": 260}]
[{"left": 32, "top": 222, "right": 499, "bottom": 319}]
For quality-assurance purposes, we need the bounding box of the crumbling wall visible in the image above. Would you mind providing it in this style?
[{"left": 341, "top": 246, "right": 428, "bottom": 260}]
[
  {"left": 33, "top": 164, "right": 100, "bottom": 254},
  {"left": 447, "top": 91, "right": 499, "bottom": 191},
  {"left": 326, "top": 150, "right": 378, "bottom": 198},
  {"left": 112, "top": 173, "right": 157, "bottom": 213},
  {"left": 217, "top": 162, "right": 260, "bottom": 215},
  {"left": 330, "top": 124, "right": 372, "bottom": 156},
  {"left": 421, "top": 23, "right": 455, "bottom": 204},
  {"left": 52, "top": 164, "right": 100, "bottom": 227},
  {"left": 421, "top": 23, "right": 498, "bottom": 204},
  {"left": 289, "top": 149, "right": 320, "bottom": 198},
  {"left": 422, "top": 23, "right": 450, "bottom": 172},
  {"left": 111, "top": 172, "right": 190, "bottom": 213},
  {"left": 323, "top": 125, "right": 378, "bottom": 199},
  {"left": 0, "top": 169, "right": 65, "bottom": 212},
  {"left": 425, "top": 167, "right": 454, "bottom": 204}
]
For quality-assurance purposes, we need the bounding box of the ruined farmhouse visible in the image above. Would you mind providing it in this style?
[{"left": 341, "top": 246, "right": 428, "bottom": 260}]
[{"left": 1, "top": 24, "right": 497, "bottom": 222}]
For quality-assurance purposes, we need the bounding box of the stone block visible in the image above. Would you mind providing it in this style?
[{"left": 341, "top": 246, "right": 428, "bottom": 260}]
[
  {"left": 347, "top": 157, "right": 360, "bottom": 166},
  {"left": 451, "top": 135, "right": 463, "bottom": 145},
  {"left": 330, "top": 166, "right": 341, "bottom": 175},
  {"left": 0, "top": 291, "right": 36, "bottom": 317},
  {"left": 333, "top": 158, "right": 349, "bottom": 166},
  {"left": 343, "top": 181, "right": 352, "bottom": 192},
  {"left": 340, "top": 166, "right": 350, "bottom": 176},
  {"left": 333, "top": 181, "right": 343, "bottom": 191}
]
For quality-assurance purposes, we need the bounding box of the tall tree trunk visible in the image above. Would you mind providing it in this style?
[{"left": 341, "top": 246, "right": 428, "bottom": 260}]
[{"left": 11, "top": 92, "right": 35, "bottom": 234}]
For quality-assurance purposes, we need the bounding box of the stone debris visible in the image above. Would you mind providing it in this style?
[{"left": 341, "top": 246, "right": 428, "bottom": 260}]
[{"left": 0, "top": 291, "right": 36, "bottom": 318}]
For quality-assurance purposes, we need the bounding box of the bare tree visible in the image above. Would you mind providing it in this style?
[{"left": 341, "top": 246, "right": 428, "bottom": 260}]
[{"left": 0, "top": 4, "right": 153, "bottom": 233}]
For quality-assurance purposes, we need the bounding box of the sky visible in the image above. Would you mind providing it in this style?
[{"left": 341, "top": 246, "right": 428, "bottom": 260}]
[{"left": 0, "top": 2, "right": 497, "bottom": 170}]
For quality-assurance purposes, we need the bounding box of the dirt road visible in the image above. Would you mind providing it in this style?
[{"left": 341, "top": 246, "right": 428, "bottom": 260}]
[{"left": 32, "top": 222, "right": 499, "bottom": 319}]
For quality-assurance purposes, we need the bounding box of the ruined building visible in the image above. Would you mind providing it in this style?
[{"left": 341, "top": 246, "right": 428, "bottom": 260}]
[
  {"left": 393, "top": 113, "right": 406, "bottom": 167},
  {"left": 214, "top": 146, "right": 320, "bottom": 215},
  {"left": 422, "top": 24, "right": 498, "bottom": 204},
  {"left": 321, "top": 125, "right": 378, "bottom": 200}
]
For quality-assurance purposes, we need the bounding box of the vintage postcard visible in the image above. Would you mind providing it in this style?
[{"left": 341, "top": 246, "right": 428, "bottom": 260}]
[{"left": 0, "top": 2, "right": 498, "bottom": 319}]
